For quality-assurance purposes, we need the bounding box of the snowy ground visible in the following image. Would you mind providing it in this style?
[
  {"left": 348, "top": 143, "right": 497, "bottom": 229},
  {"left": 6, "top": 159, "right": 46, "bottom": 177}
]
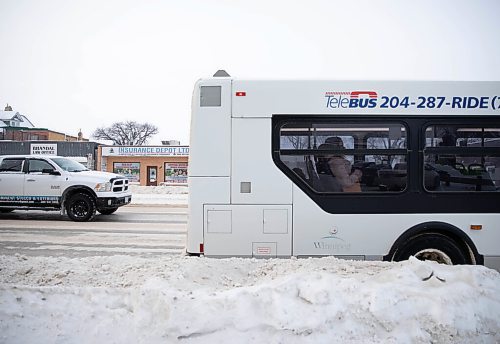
[
  {"left": 1, "top": 187, "right": 499, "bottom": 343},
  {"left": 129, "top": 185, "right": 188, "bottom": 206}
]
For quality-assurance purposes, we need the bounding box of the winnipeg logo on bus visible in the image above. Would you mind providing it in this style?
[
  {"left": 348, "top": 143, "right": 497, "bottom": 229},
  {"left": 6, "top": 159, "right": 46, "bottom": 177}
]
[
  {"left": 313, "top": 227, "right": 351, "bottom": 251},
  {"left": 325, "top": 90, "right": 378, "bottom": 109},
  {"left": 321, "top": 226, "right": 342, "bottom": 240}
]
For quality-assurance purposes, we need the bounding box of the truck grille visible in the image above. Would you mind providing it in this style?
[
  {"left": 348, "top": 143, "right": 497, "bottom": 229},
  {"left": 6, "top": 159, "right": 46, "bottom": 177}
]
[{"left": 112, "top": 178, "right": 129, "bottom": 192}]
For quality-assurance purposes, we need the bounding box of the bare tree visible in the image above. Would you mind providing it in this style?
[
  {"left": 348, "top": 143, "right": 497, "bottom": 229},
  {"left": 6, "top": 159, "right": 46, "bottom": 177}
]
[
  {"left": 286, "top": 136, "right": 309, "bottom": 149},
  {"left": 92, "top": 121, "right": 159, "bottom": 145}
]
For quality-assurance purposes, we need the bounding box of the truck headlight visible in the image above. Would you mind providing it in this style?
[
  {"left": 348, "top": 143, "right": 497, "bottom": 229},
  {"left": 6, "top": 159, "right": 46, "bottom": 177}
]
[{"left": 95, "top": 182, "right": 112, "bottom": 192}]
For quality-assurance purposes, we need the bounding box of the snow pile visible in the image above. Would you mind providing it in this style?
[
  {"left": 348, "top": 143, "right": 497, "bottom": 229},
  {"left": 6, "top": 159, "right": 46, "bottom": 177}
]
[
  {"left": 1, "top": 255, "right": 499, "bottom": 343},
  {"left": 129, "top": 185, "right": 188, "bottom": 205},
  {"left": 129, "top": 185, "right": 188, "bottom": 195},
  {"left": 1, "top": 187, "right": 499, "bottom": 342}
]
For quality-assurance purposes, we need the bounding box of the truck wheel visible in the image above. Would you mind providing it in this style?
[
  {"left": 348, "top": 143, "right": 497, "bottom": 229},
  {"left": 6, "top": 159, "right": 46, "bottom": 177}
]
[
  {"left": 392, "top": 233, "right": 470, "bottom": 265},
  {"left": 0, "top": 208, "right": 14, "bottom": 213},
  {"left": 98, "top": 207, "right": 118, "bottom": 215},
  {"left": 66, "top": 193, "right": 96, "bottom": 222}
]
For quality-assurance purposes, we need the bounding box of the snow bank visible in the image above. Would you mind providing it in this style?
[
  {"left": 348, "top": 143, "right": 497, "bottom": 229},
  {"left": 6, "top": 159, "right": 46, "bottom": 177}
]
[
  {"left": 129, "top": 185, "right": 188, "bottom": 195},
  {"left": 1, "top": 255, "right": 499, "bottom": 343},
  {"left": 1, "top": 187, "right": 499, "bottom": 342},
  {"left": 129, "top": 185, "right": 188, "bottom": 205}
]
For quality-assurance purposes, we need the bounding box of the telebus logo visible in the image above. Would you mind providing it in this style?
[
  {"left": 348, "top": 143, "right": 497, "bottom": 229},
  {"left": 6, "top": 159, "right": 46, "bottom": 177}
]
[{"left": 325, "top": 90, "right": 378, "bottom": 109}]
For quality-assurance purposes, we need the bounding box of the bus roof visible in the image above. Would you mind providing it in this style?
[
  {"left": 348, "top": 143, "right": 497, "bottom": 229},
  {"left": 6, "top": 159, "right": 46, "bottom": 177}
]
[{"left": 196, "top": 77, "right": 500, "bottom": 117}]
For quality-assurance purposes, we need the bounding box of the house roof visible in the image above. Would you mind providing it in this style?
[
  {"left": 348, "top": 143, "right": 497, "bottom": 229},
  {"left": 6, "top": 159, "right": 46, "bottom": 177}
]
[
  {"left": 0, "top": 110, "right": 18, "bottom": 120},
  {"left": 17, "top": 114, "right": 35, "bottom": 127},
  {"left": 0, "top": 110, "right": 35, "bottom": 128}
]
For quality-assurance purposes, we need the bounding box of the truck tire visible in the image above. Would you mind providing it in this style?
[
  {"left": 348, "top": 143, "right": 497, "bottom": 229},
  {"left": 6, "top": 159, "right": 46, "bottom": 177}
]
[
  {"left": 98, "top": 207, "right": 118, "bottom": 215},
  {"left": 66, "top": 193, "right": 96, "bottom": 222},
  {"left": 0, "top": 208, "right": 14, "bottom": 213}
]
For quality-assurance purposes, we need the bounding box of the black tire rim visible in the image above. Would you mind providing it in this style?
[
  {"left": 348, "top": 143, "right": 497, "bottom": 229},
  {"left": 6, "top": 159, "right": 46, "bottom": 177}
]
[{"left": 71, "top": 200, "right": 89, "bottom": 218}]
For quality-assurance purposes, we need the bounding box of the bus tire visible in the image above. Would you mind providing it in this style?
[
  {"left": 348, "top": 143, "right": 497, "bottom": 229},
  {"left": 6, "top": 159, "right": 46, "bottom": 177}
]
[
  {"left": 393, "top": 233, "right": 470, "bottom": 265},
  {"left": 66, "top": 193, "right": 96, "bottom": 222}
]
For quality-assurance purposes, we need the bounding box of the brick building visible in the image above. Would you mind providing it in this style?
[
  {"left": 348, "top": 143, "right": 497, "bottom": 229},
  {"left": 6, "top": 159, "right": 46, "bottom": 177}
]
[
  {"left": 97, "top": 145, "right": 189, "bottom": 186},
  {"left": 0, "top": 104, "right": 87, "bottom": 141},
  {"left": 0, "top": 127, "right": 87, "bottom": 141}
]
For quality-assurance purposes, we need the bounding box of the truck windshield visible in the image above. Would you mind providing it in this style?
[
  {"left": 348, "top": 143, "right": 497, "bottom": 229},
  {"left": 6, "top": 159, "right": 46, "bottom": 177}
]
[{"left": 51, "top": 158, "right": 89, "bottom": 172}]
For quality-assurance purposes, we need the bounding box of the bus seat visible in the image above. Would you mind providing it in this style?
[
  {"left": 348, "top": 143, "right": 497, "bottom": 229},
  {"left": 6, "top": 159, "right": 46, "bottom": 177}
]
[
  {"left": 292, "top": 167, "right": 306, "bottom": 180},
  {"left": 394, "top": 162, "right": 407, "bottom": 170},
  {"left": 468, "top": 163, "right": 486, "bottom": 173}
]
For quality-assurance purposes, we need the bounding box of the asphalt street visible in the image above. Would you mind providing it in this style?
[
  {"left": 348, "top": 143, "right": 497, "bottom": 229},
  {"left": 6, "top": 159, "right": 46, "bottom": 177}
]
[{"left": 0, "top": 205, "right": 187, "bottom": 257}]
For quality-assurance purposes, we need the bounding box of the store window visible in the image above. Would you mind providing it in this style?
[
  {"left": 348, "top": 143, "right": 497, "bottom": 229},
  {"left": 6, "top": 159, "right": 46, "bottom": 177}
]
[
  {"left": 113, "top": 162, "right": 141, "bottom": 183},
  {"left": 164, "top": 162, "right": 188, "bottom": 184}
]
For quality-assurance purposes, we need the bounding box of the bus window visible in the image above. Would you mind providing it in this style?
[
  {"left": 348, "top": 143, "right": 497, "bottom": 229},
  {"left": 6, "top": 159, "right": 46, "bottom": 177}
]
[
  {"left": 424, "top": 125, "right": 500, "bottom": 192},
  {"left": 279, "top": 121, "right": 408, "bottom": 193}
]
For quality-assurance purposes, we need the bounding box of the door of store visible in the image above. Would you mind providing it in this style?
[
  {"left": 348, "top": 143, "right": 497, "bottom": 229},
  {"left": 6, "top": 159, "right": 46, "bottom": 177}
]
[{"left": 147, "top": 166, "right": 157, "bottom": 186}]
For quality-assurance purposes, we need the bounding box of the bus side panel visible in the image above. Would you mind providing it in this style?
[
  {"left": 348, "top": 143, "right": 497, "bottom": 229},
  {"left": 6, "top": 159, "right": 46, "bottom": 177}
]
[
  {"left": 188, "top": 79, "right": 232, "bottom": 177},
  {"left": 292, "top": 185, "right": 500, "bottom": 260},
  {"left": 232, "top": 80, "right": 499, "bottom": 118},
  {"left": 292, "top": 185, "right": 390, "bottom": 257},
  {"left": 203, "top": 204, "right": 292, "bottom": 257},
  {"left": 187, "top": 176, "right": 230, "bottom": 254},
  {"left": 231, "top": 117, "right": 293, "bottom": 205}
]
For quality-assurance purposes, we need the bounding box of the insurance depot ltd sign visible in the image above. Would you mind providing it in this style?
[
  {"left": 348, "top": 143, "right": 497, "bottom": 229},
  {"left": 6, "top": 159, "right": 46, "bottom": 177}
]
[{"left": 101, "top": 146, "right": 189, "bottom": 157}]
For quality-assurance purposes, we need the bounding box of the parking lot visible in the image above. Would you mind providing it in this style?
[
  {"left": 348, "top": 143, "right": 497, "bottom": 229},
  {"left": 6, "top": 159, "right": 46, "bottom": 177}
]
[{"left": 0, "top": 205, "right": 187, "bottom": 257}]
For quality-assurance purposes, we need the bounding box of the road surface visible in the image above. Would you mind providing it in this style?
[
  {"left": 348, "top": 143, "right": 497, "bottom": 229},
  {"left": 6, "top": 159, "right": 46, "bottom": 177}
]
[{"left": 0, "top": 205, "right": 187, "bottom": 257}]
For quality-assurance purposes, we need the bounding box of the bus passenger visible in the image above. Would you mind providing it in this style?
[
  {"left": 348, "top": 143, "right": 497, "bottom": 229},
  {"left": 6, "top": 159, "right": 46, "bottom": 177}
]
[
  {"left": 316, "top": 149, "right": 342, "bottom": 192},
  {"left": 319, "top": 137, "right": 362, "bottom": 192}
]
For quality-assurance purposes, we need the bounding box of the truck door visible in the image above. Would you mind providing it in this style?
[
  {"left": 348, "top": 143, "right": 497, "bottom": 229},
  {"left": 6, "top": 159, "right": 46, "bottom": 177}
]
[
  {"left": 24, "top": 158, "right": 62, "bottom": 206},
  {"left": 0, "top": 157, "right": 26, "bottom": 205}
]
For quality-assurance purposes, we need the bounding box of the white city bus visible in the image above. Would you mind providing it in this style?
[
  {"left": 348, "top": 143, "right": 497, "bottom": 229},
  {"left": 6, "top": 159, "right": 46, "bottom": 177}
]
[{"left": 187, "top": 71, "right": 500, "bottom": 270}]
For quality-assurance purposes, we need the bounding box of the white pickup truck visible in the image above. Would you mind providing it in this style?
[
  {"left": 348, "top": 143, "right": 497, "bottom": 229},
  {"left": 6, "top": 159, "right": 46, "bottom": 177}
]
[{"left": 0, "top": 155, "right": 132, "bottom": 221}]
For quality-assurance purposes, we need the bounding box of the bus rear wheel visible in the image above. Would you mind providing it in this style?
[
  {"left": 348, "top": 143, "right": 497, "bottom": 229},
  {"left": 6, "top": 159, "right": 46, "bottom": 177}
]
[{"left": 393, "top": 233, "right": 470, "bottom": 265}]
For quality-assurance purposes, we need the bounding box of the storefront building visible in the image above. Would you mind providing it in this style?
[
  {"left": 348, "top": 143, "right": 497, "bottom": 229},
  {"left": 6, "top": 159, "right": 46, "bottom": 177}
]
[{"left": 97, "top": 146, "right": 189, "bottom": 186}]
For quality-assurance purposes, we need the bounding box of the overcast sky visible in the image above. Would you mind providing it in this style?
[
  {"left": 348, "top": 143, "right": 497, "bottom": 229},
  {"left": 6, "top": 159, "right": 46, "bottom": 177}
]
[{"left": 1, "top": 0, "right": 499, "bottom": 145}]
